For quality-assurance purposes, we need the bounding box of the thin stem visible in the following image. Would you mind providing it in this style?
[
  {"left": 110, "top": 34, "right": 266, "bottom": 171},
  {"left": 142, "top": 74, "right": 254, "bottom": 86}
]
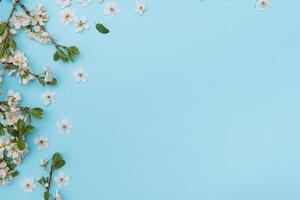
[
  {"left": 46, "top": 168, "right": 53, "bottom": 196},
  {"left": 7, "top": 0, "right": 18, "bottom": 22},
  {"left": 16, "top": 0, "right": 30, "bottom": 16}
]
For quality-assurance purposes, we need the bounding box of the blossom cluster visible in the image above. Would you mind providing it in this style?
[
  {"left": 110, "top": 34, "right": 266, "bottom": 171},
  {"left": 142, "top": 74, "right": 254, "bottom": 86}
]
[
  {"left": 10, "top": 4, "right": 52, "bottom": 44},
  {"left": 0, "top": 138, "right": 27, "bottom": 185},
  {"left": 0, "top": 5, "right": 58, "bottom": 86},
  {"left": 0, "top": 90, "right": 42, "bottom": 185}
]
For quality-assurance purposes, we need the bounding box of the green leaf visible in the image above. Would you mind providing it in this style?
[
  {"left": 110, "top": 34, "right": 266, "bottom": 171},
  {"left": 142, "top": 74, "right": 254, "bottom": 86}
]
[
  {"left": 0, "top": 44, "right": 5, "bottom": 58},
  {"left": 48, "top": 78, "right": 57, "bottom": 86},
  {"left": 23, "top": 125, "right": 34, "bottom": 136},
  {"left": 31, "top": 108, "right": 43, "bottom": 119},
  {"left": 8, "top": 38, "right": 16, "bottom": 49},
  {"left": 6, "top": 128, "right": 19, "bottom": 137},
  {"left": 66, "top": 46, "right": 80, "bottom": 62},
  {"left": 0, "top": 23, "right": 6, "bottom": 35},
  {"left": 0, "top": 123, "right": 4, "bottom": 136},
  {"left": 17, "top": 138, "right": 26, "bottom": 150},
  {"left": 57, "top": 49, "right": 69, "bottom": 62},
  {"left": 37, "top": 77, "right": 46, "bottom": 86},
  {"left": 11, "top": 171, "right": 19, "bottom": 177},
  {"left": 51, "top": 152, "right": 66, "bottom": 170},
  {"left": 96, "top": 23, "right": 110, "bottom": 34},
  {"left": 16, "top": 120, "right": 25, "bottom": 134},
  {"left": 44, "top": 191, "right": 50, "bottom": 200},
  {"left": 53, "top": 51, "right": 60, "bottom": 61}
]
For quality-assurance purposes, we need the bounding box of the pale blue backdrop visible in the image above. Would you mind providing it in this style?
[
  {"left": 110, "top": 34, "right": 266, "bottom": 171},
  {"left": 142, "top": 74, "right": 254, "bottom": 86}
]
[{"left": 1, "top": 0, "right": 300, "bottom": 199}]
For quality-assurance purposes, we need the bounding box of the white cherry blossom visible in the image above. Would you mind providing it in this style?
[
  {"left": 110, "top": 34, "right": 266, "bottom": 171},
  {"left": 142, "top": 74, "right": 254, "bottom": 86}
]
[
  {"left": 135, "top": 1, "right": 146, "bottom": 15},
  {"left": 104, "top": 2, "right": 120, "bottom": 17},
  {"left": 56, "top": 118, "right": 73, "bottom": 134},
  {"left": 73, "top": 67, "right": 88, "bottom": 83},
  {"left": 56, "top": 0, "right": 71, "bottom": 8},
  {"left": 20, "top": 178, "right": 35, "bottom": 192},
  {"left": 256, "top": 0, "right": 270, "bottom": 11},
  {"left": 75, "top": 17, "right": 90, "bottom": 32},
  {"left": 77, "top": 0, "right": 92, "bottom": 7},
  {"left": 55, "top": 172, "right": 70, "bottom": 187},
  {"left": 60, "top": 8, "right": 76, "bottom": 25},
  {"left": 41, "top": 90, "right": 56, "bottom": 105},
  {"left": 34, "top": 135, "right": 49, "bottom": 150}
]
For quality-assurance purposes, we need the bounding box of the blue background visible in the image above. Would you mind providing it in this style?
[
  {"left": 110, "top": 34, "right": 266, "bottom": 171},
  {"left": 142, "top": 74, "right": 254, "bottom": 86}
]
[{"left": 1, "top": 0, "right": 300, "bottom": 199}]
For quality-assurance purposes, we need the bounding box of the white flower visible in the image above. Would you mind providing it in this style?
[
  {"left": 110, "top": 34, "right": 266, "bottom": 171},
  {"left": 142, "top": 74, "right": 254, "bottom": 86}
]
[
  {"left": 104, "top": 2, "right": 120, "bottom": 17},
  {"left": 40, "top": 158, "right": 48, "bottom": 167},
  {"left": 75, "top": 17, "right": 89, "bottom": 32},
  {"left": 41, "top": 90, "right": 56, "bottom": 105},
  {"left": 54, "top": 190, "right": 63, "bottom": 200},
  {"left": 60, "top": 8, "right": 76, "bottom": 25},
  {"left": 135, "top": 1, "right": 146, "bottom": 15},
  {"left": 12, "top": 51, "right": 27, "bottom": 67},
  {"left": 256, "top": 0, "right": 270, "bottom": 11},
  {"left": 56, "top": 0, "right": 71, "bottom": 8},
  {"left": 44, "top": 66, "right": 54, "bottom": 83},
  {"left": 4, "top": 110, "right": 21, "bottom": 126},
  {"left": 55, "top": 172, "right": 70, "bottom": 187},
  {"left": 7, "top": 89, "right": 21, "bottom": 104},
  {"left": 10, "top": 12, "right": 30, "bottom": 29},
  {"left": 73, "top": 67, "right": 88, "bottom": 83},
  {"left": 20, "top": 178, "right": 35, "bottom": 192},
  {"left": 34, "top": 135, "right": 48, "bottom": 150},
  {"left": 56, "top": 118, "right": 73, "bottom": 134},
  {"left": 30, "top": 4, "right": 49, "bottom": 26},
  {"left": 77, "top": 0, "right": 92, "bottom": 7}
]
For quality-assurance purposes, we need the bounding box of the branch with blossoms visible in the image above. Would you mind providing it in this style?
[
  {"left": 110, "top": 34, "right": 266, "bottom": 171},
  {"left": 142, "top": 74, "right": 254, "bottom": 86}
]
[
  {"left": 36, "top": 153, "right": 67, "bottom": 200},
  {"left": 0, "top": 90, "right": 43, "bottom": 184},
  {"left": 0, "top": 0, "right": 80, "bottom": 185}
]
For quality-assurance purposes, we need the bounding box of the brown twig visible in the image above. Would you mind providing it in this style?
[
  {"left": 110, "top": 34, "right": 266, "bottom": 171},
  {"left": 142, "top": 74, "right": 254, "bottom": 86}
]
[{"left": 7, "top": 0, "right": 18, "bottom": 21}]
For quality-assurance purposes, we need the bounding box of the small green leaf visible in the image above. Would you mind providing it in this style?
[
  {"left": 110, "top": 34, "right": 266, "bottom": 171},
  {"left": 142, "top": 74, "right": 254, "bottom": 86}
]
[
  {"left": 6, "top": 128, "right": 19, "bottom": 137},
  {"left": 48, "top": 78, "right": 57, "bottom": 86},
  {"left": 0, "top": 123, "right": 4, "bottom": 136},
  {"left": 0, "top": 23, "right": 6, "bottom": 35},
  {"left": 31, "top": 108, "right": 43, "bottom": 119},
  {"left": 0, "top": 44, "right": 5, "bottom": 58},
  {"left": 51, "top": 152, "right": 66, "bottom": 170},
  {"left": 96, "top": 23, "right": 110, "bottom": 34},
  {"left": 53, "top": 51, "right": 60, "bottom": 61},
  {"left": 8, "top": 38, "right": 16, "bottom": 49},
  {"left": 57, "top": 49, "right": 69, "bottom": 62},
  {"left": 24, "top": 125, "right": 34, "bottom": 136},
  {"left": 37, "top": 77, "right": 46, "bottom": 86},
  {"left": 11, "top": 171, "right": 19, "bottom": 177},
  {"left": 44, "top": 191, "right": 50, "bottom": 200},
  {"left": 16, "top": 120, "right": 25, "bottom": 134},
  {"left": 17, "top": 138, "right": 26, "bottom": 150}
]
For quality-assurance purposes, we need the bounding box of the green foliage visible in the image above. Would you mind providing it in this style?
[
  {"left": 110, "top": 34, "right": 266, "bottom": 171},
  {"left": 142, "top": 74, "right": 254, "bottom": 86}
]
[
  {"left": 31, "top": 107, "right": 43, "bottom": 119},
  {"left": 51, "top": 152, "right": 65, "bottom": 170},
  {"left": 96, "top": 23, "right": 110, "bottom": 34},
  {"left": 0, "top": 123, "right": 4, "bottom": 136},
  {"left": 17, "top": 138, "right": 26, "bottom": 150},
  {"left": 37, "top": 76, "right": 57, "bottom": 86},
  {"left": 53, "top": 46, "right": 80, "bottom": 63},
  {"left": 0, "top": 22, "right": 7, "bottom": 35},
  {"left": 44, "top": 191, "right": 50, "bottom": 200}
]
